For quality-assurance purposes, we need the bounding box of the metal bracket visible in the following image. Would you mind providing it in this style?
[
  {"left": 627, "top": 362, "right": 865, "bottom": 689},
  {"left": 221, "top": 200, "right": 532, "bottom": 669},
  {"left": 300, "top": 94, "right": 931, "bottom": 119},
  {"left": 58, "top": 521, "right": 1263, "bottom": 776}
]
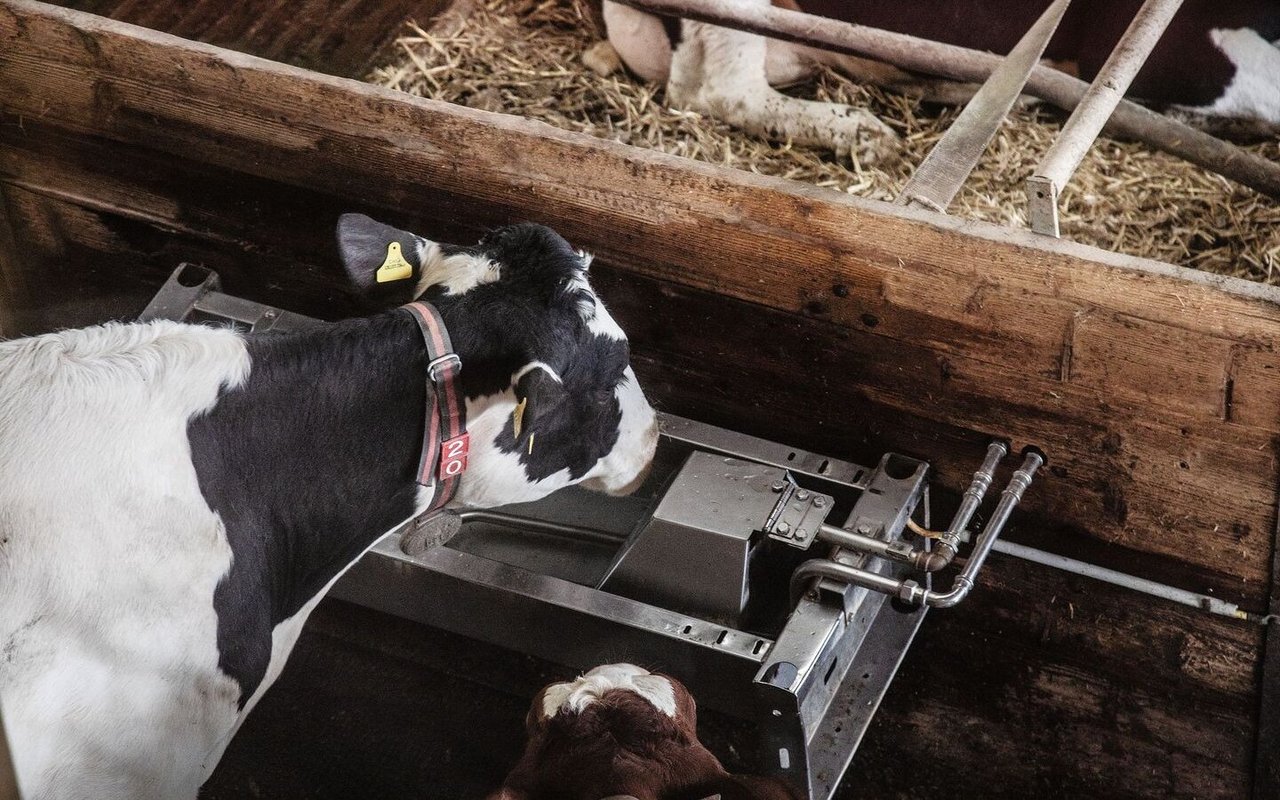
[
  {"left": 1026, "top": 175, "right": 1061, "bottom": 237},
  {"left": 764, "top": 476, "right": 834, "bottom": 549}
]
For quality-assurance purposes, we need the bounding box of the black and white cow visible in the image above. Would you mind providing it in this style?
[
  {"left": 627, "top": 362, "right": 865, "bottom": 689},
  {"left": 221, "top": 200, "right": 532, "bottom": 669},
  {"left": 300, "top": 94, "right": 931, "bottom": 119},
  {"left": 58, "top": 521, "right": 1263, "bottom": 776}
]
[
  {"left": 600, "top": 0, "right": 1280, "bottom": 159},
  {"left": 0, "top": 215, "right": 659, "bottom": 799}
]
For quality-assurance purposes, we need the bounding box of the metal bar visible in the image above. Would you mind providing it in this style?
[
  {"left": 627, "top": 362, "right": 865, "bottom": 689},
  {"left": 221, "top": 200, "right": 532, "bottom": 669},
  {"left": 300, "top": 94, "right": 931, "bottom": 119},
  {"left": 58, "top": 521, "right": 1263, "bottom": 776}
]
[
  {"left": 993, "top": 540, "right": 1248, "bottom": 620},
  {"left": 894, "top": 0, "right": 1071, "bottom": 212},
  {"left": 456, "top": 509, "right": 625, "bottom": 546},
  {"left": 1027, "top": 0, "right": 1186, "bottom": 235},
  {"left": 609, "top": 0, "right": 1280, "bottom": 199}
]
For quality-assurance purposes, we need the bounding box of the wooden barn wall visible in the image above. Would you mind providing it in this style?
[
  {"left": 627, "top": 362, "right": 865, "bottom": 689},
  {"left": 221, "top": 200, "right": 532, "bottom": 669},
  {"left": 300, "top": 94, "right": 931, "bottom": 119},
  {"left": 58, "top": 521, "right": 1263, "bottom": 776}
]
[{"left": 0, "top": 2, "right": 1273, "bottom": 796}]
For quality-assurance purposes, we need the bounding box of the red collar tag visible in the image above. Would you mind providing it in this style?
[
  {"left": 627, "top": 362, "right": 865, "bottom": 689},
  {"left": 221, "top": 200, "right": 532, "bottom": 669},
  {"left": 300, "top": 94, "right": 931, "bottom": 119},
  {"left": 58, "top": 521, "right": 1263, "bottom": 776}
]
[{"left": 439, "top": 433, "right": 470, "bottom": 480}]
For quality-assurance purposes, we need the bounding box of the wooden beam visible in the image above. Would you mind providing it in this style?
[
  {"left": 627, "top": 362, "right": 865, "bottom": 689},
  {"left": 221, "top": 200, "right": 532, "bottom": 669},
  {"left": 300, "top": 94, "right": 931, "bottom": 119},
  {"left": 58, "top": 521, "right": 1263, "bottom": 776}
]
[
  {"left": 2, "top": 0, "right": 1279, "bottom": 606},
  {"left": 41, "top": 0, "right": 451, "bottom": 77}
]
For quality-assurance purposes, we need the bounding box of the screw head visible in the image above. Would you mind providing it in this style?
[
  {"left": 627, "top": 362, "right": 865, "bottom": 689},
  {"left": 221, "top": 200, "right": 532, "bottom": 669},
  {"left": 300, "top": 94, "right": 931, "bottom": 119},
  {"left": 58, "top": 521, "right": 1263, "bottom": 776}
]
[
  {"left": 777, "top": 522, "right": 791, "bottom": 534},
  {"left": 813, "top": 496, "right": 827, "bottom": 508},
  {"left": 796, "top": 489, "right": 810, "bottom": 501},
  {"left": 857, "top": 523, "right": 873, "bottom": 535},
  {"left": 770, "top": 481, "right": 785, "bottom": 493}
]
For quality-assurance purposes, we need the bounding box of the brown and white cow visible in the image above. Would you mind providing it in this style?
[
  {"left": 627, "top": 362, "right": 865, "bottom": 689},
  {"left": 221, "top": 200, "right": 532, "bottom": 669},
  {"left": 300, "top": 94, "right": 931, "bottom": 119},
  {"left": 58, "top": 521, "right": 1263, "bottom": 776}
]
[
  {"left": 600, "top": 0, "right": 1280, "bottom": 159},
  {"left": 488, "top": 664, "right": 798, "bottom": 800}
]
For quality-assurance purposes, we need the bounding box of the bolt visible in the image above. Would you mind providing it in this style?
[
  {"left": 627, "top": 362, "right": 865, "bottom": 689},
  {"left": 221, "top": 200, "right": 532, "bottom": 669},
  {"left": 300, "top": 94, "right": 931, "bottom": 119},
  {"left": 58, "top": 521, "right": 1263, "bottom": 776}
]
[
  {"left": 796, "top": 528, "right": 806, "bottom": 539},
  {"left": 770, "top": 481, "right": 785, "bottom": 493},
  {"left": 857, "top": 523, "right": 873, "bottom": 536},
  {"left": 776, "top": 522, "right": 791, "bottom": 535},
  {"left": 796, "top": 489, "right": 810, "bottom": 501},
  {"left": 813, "top": 496, "right": 827, "bottom": 508}
]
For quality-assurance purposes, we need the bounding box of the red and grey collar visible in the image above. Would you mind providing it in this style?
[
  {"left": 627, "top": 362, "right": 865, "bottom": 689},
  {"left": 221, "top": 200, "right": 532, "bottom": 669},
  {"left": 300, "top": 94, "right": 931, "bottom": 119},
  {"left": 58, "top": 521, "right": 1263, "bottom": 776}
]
[{"left": 401, "top": 301, "right": 468, "bottom": 510}]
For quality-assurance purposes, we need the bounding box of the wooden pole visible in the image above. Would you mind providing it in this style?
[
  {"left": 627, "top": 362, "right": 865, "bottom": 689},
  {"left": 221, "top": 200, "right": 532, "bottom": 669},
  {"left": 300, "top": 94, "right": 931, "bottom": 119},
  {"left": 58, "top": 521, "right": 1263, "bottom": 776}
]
[
  {"left": 1028, "top": 0, "right": 1186, "bottom": 235},
  {"left": 610, "top": 0, "right": 1280, "bottom": 199}
]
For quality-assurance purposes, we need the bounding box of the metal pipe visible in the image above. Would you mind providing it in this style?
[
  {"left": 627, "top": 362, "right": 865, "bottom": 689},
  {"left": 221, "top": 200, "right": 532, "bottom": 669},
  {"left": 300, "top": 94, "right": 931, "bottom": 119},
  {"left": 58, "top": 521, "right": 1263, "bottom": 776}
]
[
  {"left": 993, "top": 539, "right": 1251, "bottom": 621},
  {"left": 790, "top": 559, "right": 905, "bottom": 605},
  {"left": 610, "top": 0, "right": 1280, "bottom": 199},
  {"left": 923, "top": 440, "right": 1007, "bottom": 572},
  {"left": 792, "top": 447, "right": 1044, "bottom": 608},
  {"left": 455, "top": 510, "right": 625, "bottom": 546},
  {"left": 1027, "top": 0, "right": 1186, "bottom": 235},
  {"left": 814, "top": 441, "right": 1007, "bottom": 573},
  {"left": 817, "top": 523, "right": 937, "bottom": 572},
  {"left": 910, "top": 447, "right": 1044, "bottom": 607}
]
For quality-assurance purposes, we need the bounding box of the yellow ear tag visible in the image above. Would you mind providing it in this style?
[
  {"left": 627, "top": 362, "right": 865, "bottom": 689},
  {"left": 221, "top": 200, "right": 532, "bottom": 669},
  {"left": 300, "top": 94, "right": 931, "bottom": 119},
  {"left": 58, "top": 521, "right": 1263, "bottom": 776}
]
[
  {"left": 375, "top": 241, "right": 414, "bottom": 283},
  {"left": 528, "top": 432, "right": 535, "bottom": 455},
  {"left": 512, "top": 397, "right": 528, "bottom": 439}
]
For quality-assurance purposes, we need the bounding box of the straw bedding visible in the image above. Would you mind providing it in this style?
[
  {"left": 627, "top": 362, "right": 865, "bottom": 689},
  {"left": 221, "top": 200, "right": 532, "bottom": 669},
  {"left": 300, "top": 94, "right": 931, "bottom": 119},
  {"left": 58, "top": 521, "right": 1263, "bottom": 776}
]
[{"left": 368, "top": 0, "right": 1279, "bottom": 281}]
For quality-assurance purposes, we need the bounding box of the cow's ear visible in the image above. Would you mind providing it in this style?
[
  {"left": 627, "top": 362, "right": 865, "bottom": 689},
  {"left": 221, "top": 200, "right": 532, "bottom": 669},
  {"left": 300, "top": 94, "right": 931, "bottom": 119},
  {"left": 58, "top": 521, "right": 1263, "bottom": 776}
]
[
  {"left": 512, "top": 364, "right": 568, "bottom": 453},
  {"left": 336, "top": 213, "right": 428, "bottom": 306}
]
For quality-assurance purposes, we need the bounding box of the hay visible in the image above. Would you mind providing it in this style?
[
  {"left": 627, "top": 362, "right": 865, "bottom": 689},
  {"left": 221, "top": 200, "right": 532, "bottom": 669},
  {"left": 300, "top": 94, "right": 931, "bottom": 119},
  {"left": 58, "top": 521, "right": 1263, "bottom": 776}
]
[{"left": 369, "top": 0, "right": 1280, "bottom": 282}]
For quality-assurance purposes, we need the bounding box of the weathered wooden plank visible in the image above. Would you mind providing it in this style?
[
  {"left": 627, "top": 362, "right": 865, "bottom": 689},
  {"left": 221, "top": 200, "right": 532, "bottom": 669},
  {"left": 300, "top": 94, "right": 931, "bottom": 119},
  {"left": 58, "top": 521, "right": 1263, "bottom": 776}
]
[
  {"left": 851, "top": 555, "right": 1259, "bottom": 800},
  {"left": 44, "top": 0, "right": 449, "bottom": 77}
]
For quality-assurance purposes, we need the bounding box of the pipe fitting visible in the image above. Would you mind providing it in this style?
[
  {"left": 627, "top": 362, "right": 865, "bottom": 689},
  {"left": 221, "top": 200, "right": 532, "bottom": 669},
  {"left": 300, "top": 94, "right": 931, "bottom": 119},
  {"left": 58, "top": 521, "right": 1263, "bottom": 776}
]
[{"left": 790, "top": 442, "right": 1044, "bottom": 611}]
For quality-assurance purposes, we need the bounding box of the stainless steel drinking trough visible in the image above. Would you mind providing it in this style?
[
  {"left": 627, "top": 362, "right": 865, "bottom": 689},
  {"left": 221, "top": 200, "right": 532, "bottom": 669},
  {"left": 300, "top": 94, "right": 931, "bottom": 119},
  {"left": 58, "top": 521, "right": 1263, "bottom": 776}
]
[{"left": 140, "top": 263, "right": 1042, "bottom": 800}]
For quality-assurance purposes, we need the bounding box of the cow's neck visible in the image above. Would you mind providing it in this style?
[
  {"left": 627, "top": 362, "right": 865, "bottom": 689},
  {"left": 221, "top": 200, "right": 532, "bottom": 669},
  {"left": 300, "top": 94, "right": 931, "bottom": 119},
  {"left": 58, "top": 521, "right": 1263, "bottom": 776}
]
[{"left": 188, "top": 311, "right": 440, "bottom": 701}]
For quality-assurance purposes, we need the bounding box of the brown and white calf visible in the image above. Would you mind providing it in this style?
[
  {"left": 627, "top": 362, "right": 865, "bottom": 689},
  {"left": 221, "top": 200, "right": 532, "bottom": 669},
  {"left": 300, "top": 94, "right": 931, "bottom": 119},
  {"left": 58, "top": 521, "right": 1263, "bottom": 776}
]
[
  {"left": 0, "top": 217, "right": 658, "bottom": 799},
  {"left": 489, "top": 664, "right": 798, "bottom": 800},
  {"left": 602, "top": 0, "right": 1280, "bottom": 158}
]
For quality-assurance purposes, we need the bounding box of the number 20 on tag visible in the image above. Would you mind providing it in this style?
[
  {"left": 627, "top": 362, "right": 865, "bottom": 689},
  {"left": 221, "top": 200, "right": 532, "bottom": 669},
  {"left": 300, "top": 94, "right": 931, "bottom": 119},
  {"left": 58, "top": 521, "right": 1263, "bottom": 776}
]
[{"left": 439, "top": 434, "right": 470, "bottom": 479}]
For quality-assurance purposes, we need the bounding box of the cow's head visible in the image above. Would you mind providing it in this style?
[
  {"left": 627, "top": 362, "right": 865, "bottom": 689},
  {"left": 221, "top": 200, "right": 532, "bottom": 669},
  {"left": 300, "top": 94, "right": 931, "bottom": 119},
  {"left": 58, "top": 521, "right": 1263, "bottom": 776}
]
[
  {"left": 485, "top": 664, "right": 800, "bottom": 800},
  {"left": 337, "top": 214, "right": 658, "bottom": 508}
]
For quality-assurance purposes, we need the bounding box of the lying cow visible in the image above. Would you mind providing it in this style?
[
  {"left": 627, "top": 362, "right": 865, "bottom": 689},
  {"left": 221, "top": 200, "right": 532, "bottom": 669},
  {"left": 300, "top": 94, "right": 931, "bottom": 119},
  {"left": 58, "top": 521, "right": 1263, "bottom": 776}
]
[
  {"left": 0, "top": 215, "right": 659, "bottom": 800},
  {"left": 599, "top": 0, "right": 1280, "bottom": 159},
  {"left": 489, "top": 664, "right": 798, "bottom": 800}
]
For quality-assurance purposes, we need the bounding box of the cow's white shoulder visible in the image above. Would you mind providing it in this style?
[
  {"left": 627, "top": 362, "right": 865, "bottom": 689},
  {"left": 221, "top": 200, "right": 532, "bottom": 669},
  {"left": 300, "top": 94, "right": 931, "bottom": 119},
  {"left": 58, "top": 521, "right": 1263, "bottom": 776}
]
[
  {"left": 1180, "top": 29, "right": 1280, "bottom": 123},
  {"left": 0, "top": 321, "right": 249, "bottom": 799}
]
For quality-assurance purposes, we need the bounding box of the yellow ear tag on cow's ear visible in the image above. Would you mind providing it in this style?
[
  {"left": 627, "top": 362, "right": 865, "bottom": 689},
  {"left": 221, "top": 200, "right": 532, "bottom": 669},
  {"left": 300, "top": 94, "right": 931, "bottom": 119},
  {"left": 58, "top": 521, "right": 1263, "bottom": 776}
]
[
  {"left": 512, "top": 397, "right": 528, "bottom": 438},
  {"left": 528, "top": 432, "right": 536, "bottom": 455},
  {"left": 375, "top": 241, "right": 414, "bottom": 283}
]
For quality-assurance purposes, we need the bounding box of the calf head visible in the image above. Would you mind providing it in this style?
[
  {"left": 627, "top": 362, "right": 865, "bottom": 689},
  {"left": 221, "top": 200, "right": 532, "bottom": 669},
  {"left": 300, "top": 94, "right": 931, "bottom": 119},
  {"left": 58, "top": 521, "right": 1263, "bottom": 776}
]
[
  {"left": 337, "top": 214, "right": 658, "bottom": 508},
  {"left": 488, "top": 664, "right": 799, "bottom": 800}
]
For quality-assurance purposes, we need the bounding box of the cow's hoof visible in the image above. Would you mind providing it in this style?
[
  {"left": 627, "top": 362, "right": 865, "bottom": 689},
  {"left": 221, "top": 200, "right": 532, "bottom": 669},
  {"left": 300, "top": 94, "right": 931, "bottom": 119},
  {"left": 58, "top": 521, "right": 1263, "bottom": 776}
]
[
  {"left": 583, "top": 40, "right": 623, "bottom": 77},
  {"left": 834, "top": 115, "right": 899, "bottom": 167}
]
